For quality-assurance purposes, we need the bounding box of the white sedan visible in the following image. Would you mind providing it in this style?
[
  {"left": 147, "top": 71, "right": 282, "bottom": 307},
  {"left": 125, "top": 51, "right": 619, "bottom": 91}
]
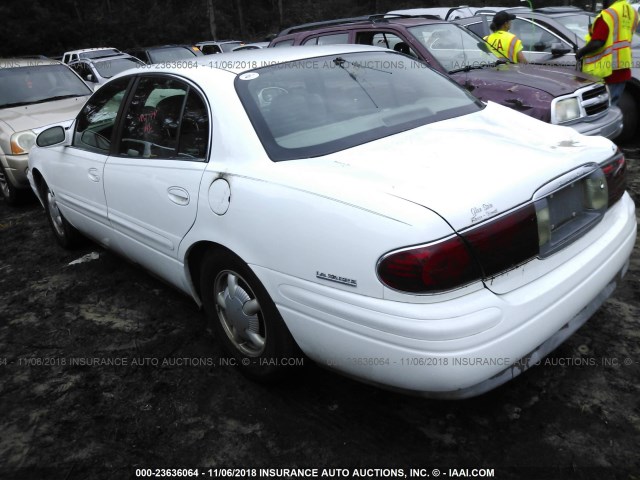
[{"left": 28, "top": 45, "right": 636, "bottom": 398}]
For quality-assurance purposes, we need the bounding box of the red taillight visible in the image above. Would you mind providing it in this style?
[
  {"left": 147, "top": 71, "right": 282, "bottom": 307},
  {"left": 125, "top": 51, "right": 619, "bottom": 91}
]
[
  {"left": 462, "top": 204, "right": 538, "bottom": 278},
  {"left": 377, "top": 205, "right": 538, "bottom": 294},
  {"left": 377, "top": 236, "right": 481, "bottom": 293},
  {"left": 601, "top": 152, "right": 626, "bottom": 207}
]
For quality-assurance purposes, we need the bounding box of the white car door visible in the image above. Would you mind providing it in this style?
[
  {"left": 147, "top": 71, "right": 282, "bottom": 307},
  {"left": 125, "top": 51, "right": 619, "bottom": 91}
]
[
  {"left": 103, "top": 75, "right": 209, "bottom": 283},
  {"left": 44, "top": 77, "right": 132, "bottom": 244}
]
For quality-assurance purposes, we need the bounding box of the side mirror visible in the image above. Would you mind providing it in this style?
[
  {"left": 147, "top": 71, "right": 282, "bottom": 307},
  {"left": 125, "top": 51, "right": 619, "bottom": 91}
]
[
  {"left": 551, "top": 42, "right": 572, "bottom": 56},
  {"left": 36, "top": 126, "right": 66, "bottom": 147},
  {"left": 86, "top": 73, "right": 95, "bottom": 82}
]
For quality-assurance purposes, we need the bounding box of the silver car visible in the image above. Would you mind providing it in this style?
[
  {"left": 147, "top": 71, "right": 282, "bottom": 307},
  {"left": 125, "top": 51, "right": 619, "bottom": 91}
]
[{"left": 0, "top": 58, "right": 92, "bottom": 204}]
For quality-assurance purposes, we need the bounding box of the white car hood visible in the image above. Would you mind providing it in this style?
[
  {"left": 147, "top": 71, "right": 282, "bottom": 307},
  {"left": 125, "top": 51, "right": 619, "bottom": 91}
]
[
  {"left": 0, "top": 96, "right": 88, "bottom": 133},
  {"left": 270, "top": 102, "right": 617, "bottom": 231}
]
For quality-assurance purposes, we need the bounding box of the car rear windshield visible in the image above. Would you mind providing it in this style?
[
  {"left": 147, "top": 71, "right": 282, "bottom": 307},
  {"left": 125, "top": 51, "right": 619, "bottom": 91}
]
[
  {"left": 235, "top": 51, "right": 483, "bottom": 161},
  {"left": 94, "top": 58, "right": 142, "bottom": 78},
  {"left": 0, "top": 64, "right": 92, "bottom": 108}
]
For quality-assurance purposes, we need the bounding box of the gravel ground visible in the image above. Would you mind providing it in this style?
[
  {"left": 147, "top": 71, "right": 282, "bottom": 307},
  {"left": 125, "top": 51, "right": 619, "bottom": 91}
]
[{"left": 1, "top": 141, "right": 639, "bottom": 480}]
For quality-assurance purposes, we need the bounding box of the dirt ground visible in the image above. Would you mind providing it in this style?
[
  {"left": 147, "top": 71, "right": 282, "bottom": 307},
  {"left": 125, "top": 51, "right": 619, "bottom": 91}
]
[{"left": 1, "top": 141, "right": 639, "bottom": 480}]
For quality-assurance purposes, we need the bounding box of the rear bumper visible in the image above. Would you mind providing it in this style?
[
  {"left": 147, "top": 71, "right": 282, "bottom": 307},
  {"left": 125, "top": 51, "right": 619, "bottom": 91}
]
[
  {"left": 254, "top": 193, "right": 636, "bottom": 398},
  {"left": 566, "top": 106, "right": 623, "bottom": 139}
]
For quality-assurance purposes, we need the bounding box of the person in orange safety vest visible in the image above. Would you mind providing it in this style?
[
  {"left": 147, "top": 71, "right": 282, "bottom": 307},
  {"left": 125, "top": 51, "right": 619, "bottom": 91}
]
[
  {"left": 484, "top": 11, "right": 528, "bottom": 64},
  {"left": 576, "top": 0, "right": 639, "bottom": 106}
]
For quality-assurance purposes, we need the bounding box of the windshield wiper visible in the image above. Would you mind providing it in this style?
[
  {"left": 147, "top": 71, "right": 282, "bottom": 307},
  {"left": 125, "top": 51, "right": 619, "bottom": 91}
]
[
  {"left": 1, "top": 101, "right": 35, "bottom": 108},
  {"left": 333, "top": 57, "right": 380, "bottom": 108},
  {"left": 1, "top": 94, "right": 86, "bottom": 109},
  {"left": 43, "top": 94, "right": 87, "bottom": 102}
]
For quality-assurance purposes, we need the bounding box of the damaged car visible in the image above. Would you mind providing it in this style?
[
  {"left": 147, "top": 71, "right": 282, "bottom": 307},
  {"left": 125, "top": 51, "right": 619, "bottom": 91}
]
[{"left": 28, "top": 45, "right": 636, "bottom": 398}]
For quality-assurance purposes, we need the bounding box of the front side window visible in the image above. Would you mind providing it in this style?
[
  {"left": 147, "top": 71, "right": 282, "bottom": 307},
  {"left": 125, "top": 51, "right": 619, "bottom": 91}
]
[
  {"left": 118, "top": 76, "right": 208, "bottom": 160},
  {"left": 236, "top": 51, "right": 482, "bottom": 161},
  {"left": 408, "top": 23, "right": 502, "bottom": 72},
  {"left": 509, "top": 19, "right": 564, "bottom": 52},
  {"left": 70, "top": 62, "right": 94, "bottom": 82},
  {"left": 357, "top": 31, "right": 419, "bottom": 57},
  {"left": 73, "top": 77, "right": 131, "bottom": 153},
  {"left": 200, "top": 44, "right": 222, "bottom": 55}
]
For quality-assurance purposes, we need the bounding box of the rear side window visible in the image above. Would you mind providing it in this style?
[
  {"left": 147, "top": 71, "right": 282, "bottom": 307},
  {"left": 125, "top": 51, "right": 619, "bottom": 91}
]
[
  {"left": 272, "top": 39, "right": 295, "bottom": 48},
  {"left": 303, "top": 33, "right": 350, "bottom": 45},
  {"left": 118, "top": 76, "right": 208, "bottom": 160}
]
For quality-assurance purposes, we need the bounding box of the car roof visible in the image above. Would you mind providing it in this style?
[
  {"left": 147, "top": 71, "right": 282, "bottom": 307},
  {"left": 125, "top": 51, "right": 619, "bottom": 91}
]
[
  {"left": 276, "top": 13, "right": 445, "bottom": 37},
  {"left": 134, "top": 44, "right": 198, "bottom": 51},
  {"left": 64, "top": 47, "right": 119, "bottom": 55},
  {"left": 196, "top": 40, "right": 243, "bottom": 45},
  {"left": 71, "top": 53, "right": 142, "bottom": 64}
]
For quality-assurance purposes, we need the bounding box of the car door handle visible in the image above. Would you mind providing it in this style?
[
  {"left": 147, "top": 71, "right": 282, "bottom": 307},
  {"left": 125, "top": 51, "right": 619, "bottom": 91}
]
[
  {"left": 88, "top": 168, "right": 101, "bottom": 182},
  {"left": 167, "top": 186, "right": 190, "bottom": 206}
]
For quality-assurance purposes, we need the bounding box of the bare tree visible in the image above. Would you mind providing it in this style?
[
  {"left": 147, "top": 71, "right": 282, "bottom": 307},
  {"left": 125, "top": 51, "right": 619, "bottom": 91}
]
[
  {"left": 236, "top": 0, "right": 247, "bottom": 38},
  {"left": 207, "top": 0, "right": 218, "bottom": 40}
]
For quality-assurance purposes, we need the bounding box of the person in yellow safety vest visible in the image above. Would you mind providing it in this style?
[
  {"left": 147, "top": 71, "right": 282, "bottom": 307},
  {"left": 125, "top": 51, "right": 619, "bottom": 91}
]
[
  {"left": 576, "top": 0, "right": 639, "bottom": 106},
  {"left": 483, "top": 11, "right": 528, "bottom": 64}
]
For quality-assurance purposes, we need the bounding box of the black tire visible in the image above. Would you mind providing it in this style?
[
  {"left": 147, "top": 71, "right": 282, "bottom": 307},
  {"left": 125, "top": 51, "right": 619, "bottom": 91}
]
[
  {"left": 617, "top": 90, "right": 638, "bottom": 142},
  {"left": 200, "top": 248, "right": 302, "bottom": 382},
  {"left": 0, "top": 164, "right": 23, "bottom": 206},
  {"left": 41, "top": 182, "right": 81, "bottom": 249}
]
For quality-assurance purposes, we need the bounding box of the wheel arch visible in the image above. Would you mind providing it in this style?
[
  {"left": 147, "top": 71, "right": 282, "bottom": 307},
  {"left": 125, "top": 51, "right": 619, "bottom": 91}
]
[
  {"left": 185, "top": 240, "right": 242, "bottom": 306},
  {"left": 29, "top": 167, "right": 47, "bottom": 206}
]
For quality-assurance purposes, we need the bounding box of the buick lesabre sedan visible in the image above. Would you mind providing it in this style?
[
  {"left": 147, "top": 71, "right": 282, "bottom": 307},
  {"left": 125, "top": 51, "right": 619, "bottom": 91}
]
[{"left": 28, "top": 45, "right": 636, "bottom": 398}]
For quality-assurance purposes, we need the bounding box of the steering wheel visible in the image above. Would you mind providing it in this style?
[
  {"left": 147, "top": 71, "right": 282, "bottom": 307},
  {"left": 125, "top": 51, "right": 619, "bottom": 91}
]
[{"left": 258, "top": 86, "right": 288, "bottom": 107}]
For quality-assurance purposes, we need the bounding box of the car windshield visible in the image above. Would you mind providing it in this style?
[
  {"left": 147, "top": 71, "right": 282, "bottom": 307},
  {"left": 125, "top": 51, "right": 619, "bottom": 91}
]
[
  {"left": 554, "top": 13, "right": 595, "bottom": 37},
  {"left": 408, "top": 23, "right": 503, "bottom": 72},
  {"left": 148, "top": 47, "right": 199, "bottom": 63},
  {"left": 236, "top": 51, "right": 483, "bottom": 161},
  {"left": 554, "top": 12, "right": 640, "bottom": 46},
  {"left": 94, "top": 57, "right": 142, "bottom": 78},
  {"left": 0, "top": 64, "right": 92, "bottom": 108}
]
